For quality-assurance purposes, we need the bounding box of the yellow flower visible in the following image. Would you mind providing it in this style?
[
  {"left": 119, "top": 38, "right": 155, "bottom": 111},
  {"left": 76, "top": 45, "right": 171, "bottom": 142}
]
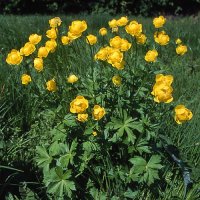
[
  {"left": 21, "top": 74, "right": 31, "bottom": 85},
  {"left": 92, "top": 131, "right": 97, "bottom": 136},
  {"left": 94, "top": 46, "right": 111, "bottom": 61},
  {"left": 151, "top": 74, "right": 174, "bottom": 103},
  {"left": 151, "top": 83, "right": 173, "bottom": 103},
  {"left": 153, "top": 16, "right": 166, "bottom": 28},
  {"left": 145, "top": 50, "right": 158, "bottom": 62},
  {"left": 34, "top": 58, "right": 43, "bottom": 72},
  {"left": 46, "top": 79, "right": 57, "bottom": 92},
  {"left": 110, "top": 36, "right": 122, "bottom": 49},
  {"left": 176, "top": 45, "right": 187, "bottom": 55},
  {"left": 29, "top": 34, "right": 42, "bottom": 45},
  {"left": 136, "top": 33, "right": 147, "bottom": 45},
  {"left": 117, "top": 16, "right": 128, "bottom": 26},
  {"left": 49, "top": 17, "right": 62, "bottom": 28},
  {"left": 45, "top": 40, "right": 57, "bottom": 53},
  {"left": 112, "top": 75, "right": 122, "bottom": 86},
  {"left": 70, "top": 96, "right": 89, "bottom": 114},
  {"left": 120, "top": 39, "right": 132, "bottom": 51},
  {"left": 175, "top": 38, "right": 182, "bottom": 45},
  {"left": 20, "top": 42, "right": 36, "bottom": 56},
  {"left": 68, "top": 20, "right": 87, "bottom": 40},
  {"left": 38, "top": 47, "right": 49, "bottom": 58},
  {"left": 154, "top": 31, "right": 170, "bottom": 46},
  {"left": 112, "top": 27, "right": 119, "bottom": 33},
  {"left": 112, "top": 60, "right": 125, "bottom": 70},
  {"left": 99, "top": 27, "right": 107, "bottom": 36},
  {"left": 86, "top": 34, "right": 97, "bottom": 45},
  {"left": 155, "top": 74, "right": 174, "bottom": 85},
  {"left": 125, "top": 20, "right": 142, "bottom": 36},
  {"left": 61, "top": 36, "right": 71, "bottom": 45},
  {"left": 77, "top": 113, "right": 88, "bottom": 122},
  {"left": 108, "top": 19, "right": 117, "bottom": 28},
  {"left": 174, "top": 105, "right": 193, "bottom": 124},
  {"left": 46, "top": 28, "right": 57, "bottom": 40},
  {"left": 6, "top": 49, "right": 23, "bottom": 65},
  {"left": 107, "top": 48, "right": 123, "bottom": 65},
  {"left": 67, "top": 74, "right": 78, "bottom": 83},
  {"left": 92, "top": 105, "right": 106, "bottom": 120}
]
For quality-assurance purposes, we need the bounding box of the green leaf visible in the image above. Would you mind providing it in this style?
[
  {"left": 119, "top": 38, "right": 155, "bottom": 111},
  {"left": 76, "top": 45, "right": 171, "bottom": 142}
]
[
  {"left": 63, "top": 114, "right": 77, "bottom": 127},
  {"left": 124, "top": 188, "right": 139, "bottom": 199},
  {"left": 35, "top": 146, "right": 52, "bottom": 170}
]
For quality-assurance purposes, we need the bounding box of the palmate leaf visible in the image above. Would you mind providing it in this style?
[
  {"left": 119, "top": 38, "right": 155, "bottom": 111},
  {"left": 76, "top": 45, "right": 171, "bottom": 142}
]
[
  {"left": 46, "top": 167, "right": 76, "bottom": 199},
  {"left": 129, "top": 155, "right": 163, "bottom": 186},
  {"left": 106, "top": 110, "right": 143, "bottom": 143},
  {"left": 35, "top": 146, "right": 52, "bottom": 172}
]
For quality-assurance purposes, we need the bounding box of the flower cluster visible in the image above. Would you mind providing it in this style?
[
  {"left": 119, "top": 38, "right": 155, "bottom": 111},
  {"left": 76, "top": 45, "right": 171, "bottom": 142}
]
[{"left": 70, "top": 96, "right": 105, "bottom": 122}]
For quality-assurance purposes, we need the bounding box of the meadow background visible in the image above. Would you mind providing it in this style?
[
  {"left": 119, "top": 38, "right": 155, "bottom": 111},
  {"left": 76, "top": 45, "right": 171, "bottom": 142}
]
[{"left": 0, "top": 1, "right": 200, "bottom": 199}]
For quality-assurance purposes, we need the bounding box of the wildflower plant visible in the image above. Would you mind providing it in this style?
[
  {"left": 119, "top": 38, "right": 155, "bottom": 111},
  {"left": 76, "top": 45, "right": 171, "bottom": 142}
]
[{"left": 6, "top": 16, "right": 193, "bottom": 199}]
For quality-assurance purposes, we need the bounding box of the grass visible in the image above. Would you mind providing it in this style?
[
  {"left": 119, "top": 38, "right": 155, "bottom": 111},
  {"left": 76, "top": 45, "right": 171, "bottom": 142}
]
[{"left": 0, "top": 14, "right": 200, "bottom": 199}]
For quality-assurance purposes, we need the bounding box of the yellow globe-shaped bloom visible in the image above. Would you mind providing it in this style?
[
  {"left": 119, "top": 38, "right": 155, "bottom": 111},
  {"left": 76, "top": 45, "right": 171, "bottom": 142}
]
[
  {"left": 70, "top": 96, "right": 89, "bottom": 114},
  {"left": 125, "top": 21, "right": 142, "bottom": 36},
  {"left": 46, "top": 79, "right": 57, "bottom": 92},
  {"left": 99, "top": 27, "right": 107, "bottom": 36},
  {"left": 20, "top": 42, "right": 36, "bottom": 56},
  {"left": 176, "top": 45, "right": 187, "bottom": 55},
  {"left": 174, "top": 105, "right": 193, "bottom": 124},
  {"left": 145, "top": 50, "right": 158, "bottom": 62},
  {"left": 112, "top": 75, "right": 122, "bottom": 86},
  {"left": 45, "top": 40, "right": 57, "bottom": 53},
  {"left": 49, "top": 17, "right": 62, "bottom": 28},
  {"left": 61, "top": 36, "right": 71, "bottom": 45},
  {"left": 38, "top": 47, "right": 49, "bottom": 58},
  {"left": 153, "top": 16, "right": 166, "bottom": 28},
  {"left": 34, "top": 58, "right": 43, "bottom": 72},
  {"left": 77, "top": 113, "right": 88, "bottom": 122},
  {"left": 92, "top": 105, "right": 106, "bottom": 120},
  {"left": 86, "top": 34, "right": 97, "bottom": 45},
  {"left": 117, "top": 16, "right": 128, "bottom": 26},
  {"left": 46, "top": 28, "right": 57, "bottom": 40},
  {"left": 67, "top": 74, "right": 78, "bottom": 83},
  {"left": 6, "top": 49, "right": 23, "bottom": 65},
  {"left": 29, "top": 34, "right": 42, "bottom": 45},
  {"left": 21, "top": 74, "right": 31, "bottom": 85}
]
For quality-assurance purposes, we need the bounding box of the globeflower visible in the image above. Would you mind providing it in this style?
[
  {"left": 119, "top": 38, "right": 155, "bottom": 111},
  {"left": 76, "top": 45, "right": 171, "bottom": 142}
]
[
  {"left": 20, "top": 42, "right": 36, "bottom": 56},
  {"left": 21, "top": 74, "right": 31, "bottom": 85},
  {"left": 67, "top": 74, "right": 78, "bottom": 83},
  {"left": 107, "top": 48, "right": 123, "bottom": 65},
  {"left": 154, "top": 31, "right": 170, "bottom": 46},
  {"left": 176, "top": 45, "right": 187, "bottom": 55},
  {"left": 46, "top": 79, "right": 57, "bottom": 92},
  {"left": 153, "top": 16, "right": 166, "bottom": 28},
  {"left": 70, "top": 96, "right": 89, "bottom": 114},
  {"left": 117, "top": 16, "right": 128, "bottom": 26},
  {"left": 109, "top": 36, "right": 131, "bottom": 51},
  {"left": 77, "top": 113, "right": 88, "bottom": 122},
  {"left": 38, "top": 47, "right": 49, "bottom": 58},
  {"left": 49, "top": 17, "right": 62, "bottom": 28},
  {"left": 61, "top": 36, "right": 71, "bottom": 45},
  {"left": 175, "top": 38, "right": 182, "bottom": 45},
  {"left": 125, "top": 20, "right": 142, "bottom": 37},
  {"left": 99, "top": 28, "right": 107, "bottom": 36},
  {"left": 29, "top": 34, "right": 42, "bottom": 45},
  {"left": 46, "top": 28, "right": 57, "bottom": 40},
  {"left": 92, "top": 105, "right": 106, "bottom": 120},
  {"left": 68, "top": 20, "right": 87, "bottom": 40},
  {"left": 34, "top": 58, "right": 43, "bottom": 72},
  {"left": 151, "top": 74, "right": 174, "bottom": 103},
  {"left": 45, "top": 40, "right": 57, "bottom": 53},
  {"left": 108, "top": 19, "right": 117, "bottom": 28},
  {"left": 94, "top": 46, "right": 111, "bottom": 61},
  {"left": 145, "top": 50, "right": 158, "bottom": 62},
  {"left": 6, "top": 49, "right": 23, "bottom": 65},
  {"left": 174, "top": 105, "right": 193, "bottom": 124},
  {"left": 112, "top": 75, "right": 122, "bottom": 86},
  {"left": 136, "top": 33, "right": 147, "bottom": 45},
  {"left": 86, "top": 34, "right": 97, "bottom": 45}
]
